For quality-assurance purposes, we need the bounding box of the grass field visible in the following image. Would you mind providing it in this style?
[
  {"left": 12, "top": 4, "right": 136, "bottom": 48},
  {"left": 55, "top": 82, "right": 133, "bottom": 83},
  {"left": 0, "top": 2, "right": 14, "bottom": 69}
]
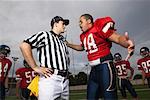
[
  {"left": 70, "top": 85, "right": 150, "bottom": 100},
  {"left": 6, "top": 85, "right": 150, "bottom": 100}
]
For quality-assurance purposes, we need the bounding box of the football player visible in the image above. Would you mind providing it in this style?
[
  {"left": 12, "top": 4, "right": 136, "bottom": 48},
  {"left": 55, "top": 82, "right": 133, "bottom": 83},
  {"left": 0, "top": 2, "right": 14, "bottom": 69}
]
[
  {"left": 66, "top": 14, "right": 134, "bottom": 99},
  {"left": 15, "top": 60, "right": 38, "bottom": 100},
  {"left": 114, "top": 53, "right": 138, "bottom": 99},
  {"left": 137, "top": 47, "right": 150, "bottom": 88},
  {"left": 0, "top": 45, "right": 12, "bottom": 100}
]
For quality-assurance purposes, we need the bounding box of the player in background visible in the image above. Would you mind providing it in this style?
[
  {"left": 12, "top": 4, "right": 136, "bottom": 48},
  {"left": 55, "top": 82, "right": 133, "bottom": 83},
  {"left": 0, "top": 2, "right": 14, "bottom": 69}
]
[
  {"left": 114, "top": 53, "right": 138, "bottom": 100},
  {"left": 15, "top": 60, "right": 38, "bottom": 100},
  {"left": 0, "top": 45, "right": 12, "bottom": 100},
  {"left": 137, "top": 47, "right": 150, "bottom": 88}
]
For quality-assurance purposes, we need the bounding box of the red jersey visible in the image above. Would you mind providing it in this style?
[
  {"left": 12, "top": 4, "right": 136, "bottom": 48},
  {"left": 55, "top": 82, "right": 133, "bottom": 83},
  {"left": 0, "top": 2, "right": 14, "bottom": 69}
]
[
  {"left": 15, "top": 67, "right": 37, "bottom": 88},
  {"left": 114, "top": 60, "right": 133, "bottom": 77},
  {"left": 137, "top": 56, "right": 150, "bottom": 77},
  {"left": 80, "top": 17, "right": 115, "bottom": 62},
  {"left": 0, "top": 58, "right": 12, "bottom": 84}
]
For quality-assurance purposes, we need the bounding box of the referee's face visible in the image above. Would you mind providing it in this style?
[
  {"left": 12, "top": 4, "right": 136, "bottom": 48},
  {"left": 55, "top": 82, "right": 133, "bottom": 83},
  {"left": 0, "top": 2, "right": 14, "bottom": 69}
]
[{"left": 56, "top": 21, "right": 66, "bottom": 33}]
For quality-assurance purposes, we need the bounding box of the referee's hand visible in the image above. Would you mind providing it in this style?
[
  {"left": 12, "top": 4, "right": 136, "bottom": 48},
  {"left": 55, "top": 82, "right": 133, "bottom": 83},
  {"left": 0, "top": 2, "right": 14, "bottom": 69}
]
[{"left": 32, "top": 66, "right": 53, "bottom": 78}]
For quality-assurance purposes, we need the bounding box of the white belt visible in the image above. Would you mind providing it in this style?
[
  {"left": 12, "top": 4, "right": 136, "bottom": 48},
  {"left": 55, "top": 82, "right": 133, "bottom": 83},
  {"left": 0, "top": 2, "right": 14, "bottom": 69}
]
[
  {"left": 89, "top": 59, "right": 112, "bottom": 66},
  {"left": 118, "top": 76, "right": 127, "bottom": 79},
  {"left": 40, "top": 69, "right": 67, "bottom": 78}
]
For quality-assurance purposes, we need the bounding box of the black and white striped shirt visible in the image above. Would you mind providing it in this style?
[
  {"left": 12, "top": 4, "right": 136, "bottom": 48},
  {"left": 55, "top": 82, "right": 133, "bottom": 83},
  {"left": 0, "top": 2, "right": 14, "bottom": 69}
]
[{"left": 24, "top": 31, "right": 70, "bottom": 70}]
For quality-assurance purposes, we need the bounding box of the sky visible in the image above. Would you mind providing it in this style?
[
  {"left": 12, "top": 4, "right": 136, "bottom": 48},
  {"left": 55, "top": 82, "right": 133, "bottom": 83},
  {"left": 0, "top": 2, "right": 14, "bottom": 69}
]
[{"left": 0, "top": 0, "right": 150, "bottom": 76}]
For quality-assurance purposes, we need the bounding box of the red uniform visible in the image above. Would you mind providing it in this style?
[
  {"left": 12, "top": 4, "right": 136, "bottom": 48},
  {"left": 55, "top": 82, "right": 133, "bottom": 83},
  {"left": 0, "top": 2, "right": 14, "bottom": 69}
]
[
  {"left": 0, "top": 58, "right": 12, "bottom": 84},
  {"left": 81, "top": 16, "right": 117, "bottom": 99},
  {"left": 114, "top": 60, "right": 133, "bottom": 78},
  {"left": 80, "top": 17, "right": 115, "bottom": 62},
  {"left": 15, "top": 67, "right": 37, "bottom": 88},
  {"left": 137, "top": 57, "right": 150, "bottom": 78},
  {"left": 114, "top": 60, "right": 137, "bottom": 98}
]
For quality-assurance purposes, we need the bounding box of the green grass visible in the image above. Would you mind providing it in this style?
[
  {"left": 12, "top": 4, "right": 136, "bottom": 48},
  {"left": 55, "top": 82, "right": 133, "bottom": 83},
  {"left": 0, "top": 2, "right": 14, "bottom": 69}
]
[
  {"left": 6, "top": 96, "right": 17, "bottom": 100},
  {"left": 70, "top": 89, "right": 150, "bottom": 100},
  {"left": 6, "top": 85, "right": 150, "bottom": 100},
  {"left": 69, "top": 85, "right": 150, "bottom": 100}
]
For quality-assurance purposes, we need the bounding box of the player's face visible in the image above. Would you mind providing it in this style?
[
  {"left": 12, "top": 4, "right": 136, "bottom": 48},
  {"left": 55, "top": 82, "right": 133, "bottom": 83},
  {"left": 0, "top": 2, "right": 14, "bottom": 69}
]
[
  {"left": 114, "top": 57, "right": 121, "bottom": 62},
  {"left": 0, "top": 53, "right": 5, "bottom": 59},
  {"left": 56, "top": 21, "right": 66, "bottom": 33},
  {"left": 114, "top": 55, "right": 122, "bottom": 62},
  {"left": 79, "top": 16, "right": 90, "bottom": 32},
  {"left": 140, "top": 51, "right": 149, "bottom": 57}
]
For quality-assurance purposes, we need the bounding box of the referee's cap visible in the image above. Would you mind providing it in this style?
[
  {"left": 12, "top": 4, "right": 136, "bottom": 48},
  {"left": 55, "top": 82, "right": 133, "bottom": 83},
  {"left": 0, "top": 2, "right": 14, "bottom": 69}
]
[{"left": 51, "top": 16, "right": 69, "bottom": 27}]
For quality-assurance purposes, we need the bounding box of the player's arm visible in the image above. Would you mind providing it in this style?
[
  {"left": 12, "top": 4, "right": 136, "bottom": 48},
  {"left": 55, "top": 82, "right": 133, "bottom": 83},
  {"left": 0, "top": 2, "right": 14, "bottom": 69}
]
[
  {"left": 15, "top": 71, "right": 22, "bottom": 99},
  {"left": 65, "top": 41, "right": 84, "bottom": 51},
  {"left": 4, "top": 60, "right": 12, "bottom": 88},
  {"left": 140, "top": 70, "right": 146, "bottom": 85},
  {"left": 141, "top": 70, "right": 146, "bottom": 80},
  {"left": 20, "top": 42, "right": 52, "bottom": 78},
  {"left": 16, "top": 80, "right": 21, "bottom": 99},
  {"left": 108, "top": 32, "right": 135, "bottom": 57},
  {"left": 98, "top": 17, "right": 134, "bottom": 52},
  {"left": 5, "top": 75, "right": 9, "bottom": 92},
  {"left": 20, "top": 42, "right": 37, "bottom": 69},
  {"left": 137, "top": 64, "right": 145, "bottom": 84},
  {"left": 129, "top": 67, "right": 134, "bottom": 80}
]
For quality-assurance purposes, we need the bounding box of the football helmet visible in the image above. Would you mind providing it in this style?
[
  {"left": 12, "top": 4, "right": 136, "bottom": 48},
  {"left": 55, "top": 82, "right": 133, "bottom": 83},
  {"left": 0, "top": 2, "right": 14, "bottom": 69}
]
[
  {"left": 140, "top": 47, "right": 149, "bottom": 57},
  {"left": 0, "top": 45, "right": 11, "bottom": 57},
  {"left": 114, "top": 53, "right": 122, "bottom": 61},
  {"left": 23, "top": 60, "right": 30, "bottom": 68}
]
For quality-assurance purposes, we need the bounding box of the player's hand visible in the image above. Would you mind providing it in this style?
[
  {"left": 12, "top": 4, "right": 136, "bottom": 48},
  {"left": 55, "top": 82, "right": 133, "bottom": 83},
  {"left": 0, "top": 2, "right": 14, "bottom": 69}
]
[
  {"left": 124, "top": 32, "right": 135, "bottom": 60},
  {"left": 32, "top": 66, "right": 53, "bottom": 78}
]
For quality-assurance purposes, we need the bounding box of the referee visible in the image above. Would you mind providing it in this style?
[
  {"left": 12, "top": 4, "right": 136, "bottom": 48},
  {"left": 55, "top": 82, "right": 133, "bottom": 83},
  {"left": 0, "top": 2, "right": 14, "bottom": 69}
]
[{"left": 20, "top": 16, "right": 70, "bottom": 100}]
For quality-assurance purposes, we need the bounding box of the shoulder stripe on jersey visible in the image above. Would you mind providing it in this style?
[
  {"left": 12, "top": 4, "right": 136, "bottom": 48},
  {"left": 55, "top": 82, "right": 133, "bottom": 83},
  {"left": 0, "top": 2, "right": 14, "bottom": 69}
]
[{"left": 102, "top": 22, "right": 114, "bottom": 33}]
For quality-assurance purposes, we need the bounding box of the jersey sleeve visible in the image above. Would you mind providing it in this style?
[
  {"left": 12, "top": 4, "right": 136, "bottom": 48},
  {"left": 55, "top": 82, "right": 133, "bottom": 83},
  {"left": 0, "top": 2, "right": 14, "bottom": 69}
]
[
  {"left": 127, "top": 61, "right": 134, "bottom": 76},
  {"left": 137, "top": 60, "right": 143, "bottom": 70},
  {"left": 80, "top": 33, "right": 84, "bottom": 48},
  {"left": 8, "top": 60, "right": 12, "bottom": 71},
  {"left": 94, "top": 16, "right": 116, "bottom": 39},
  {"left": 126, "top": 61, "right": 131, "bottom": 69},
  {"left": 15, "top": 68, "right": 23, "bottom": 80},
  {"left": 5, "top": 59, "right": 12, "bottom": 77},
  {"left": 24, "top": 31, "right": 49, "bottom": 49}
]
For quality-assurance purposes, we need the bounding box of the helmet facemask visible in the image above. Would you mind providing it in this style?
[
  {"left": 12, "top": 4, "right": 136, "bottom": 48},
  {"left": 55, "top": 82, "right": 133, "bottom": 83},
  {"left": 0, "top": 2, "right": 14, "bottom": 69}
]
[
  {"left": 0, "top": 45, "right": 10, "bottom": 57},
  {"left": 114, "top": 53, "right": 122, "bottom": 62},
  {"left": 140, "top": 50, "right": 149, "bottom": 57},
  {"left": 140, "top": 47, "right": 149, "bottom": 58},
  {"left": 0, "top": 49, "right": 10, "bottom": 59}
]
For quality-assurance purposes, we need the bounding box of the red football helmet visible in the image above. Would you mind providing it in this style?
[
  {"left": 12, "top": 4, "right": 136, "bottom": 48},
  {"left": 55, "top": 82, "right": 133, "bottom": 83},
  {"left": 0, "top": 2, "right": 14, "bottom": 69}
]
[
  {"left": 140, "top": 47, "right": 149, "bottom": 57},
  {"left": 114, "top": 53, "right": 122, "bottom": 61}
]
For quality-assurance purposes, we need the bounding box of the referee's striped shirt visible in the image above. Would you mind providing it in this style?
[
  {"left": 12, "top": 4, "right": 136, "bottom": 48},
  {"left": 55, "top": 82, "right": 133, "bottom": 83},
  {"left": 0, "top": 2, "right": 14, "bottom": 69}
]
[{"left": 24, "top": 31, "right": 70, "bottom": 71}]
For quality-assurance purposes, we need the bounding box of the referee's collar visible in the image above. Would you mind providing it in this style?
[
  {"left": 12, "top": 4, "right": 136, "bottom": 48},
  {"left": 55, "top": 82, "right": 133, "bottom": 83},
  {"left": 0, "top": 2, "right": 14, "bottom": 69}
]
[{"left": 50, "top": 31, "right": 60, "bottom": 37}]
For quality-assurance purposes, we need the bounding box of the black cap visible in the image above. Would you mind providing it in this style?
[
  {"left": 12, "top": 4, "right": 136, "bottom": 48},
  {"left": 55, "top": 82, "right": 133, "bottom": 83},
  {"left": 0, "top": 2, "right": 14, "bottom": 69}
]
[{"left": 51, "top": 16, "right": 69, "bottom": 28}]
